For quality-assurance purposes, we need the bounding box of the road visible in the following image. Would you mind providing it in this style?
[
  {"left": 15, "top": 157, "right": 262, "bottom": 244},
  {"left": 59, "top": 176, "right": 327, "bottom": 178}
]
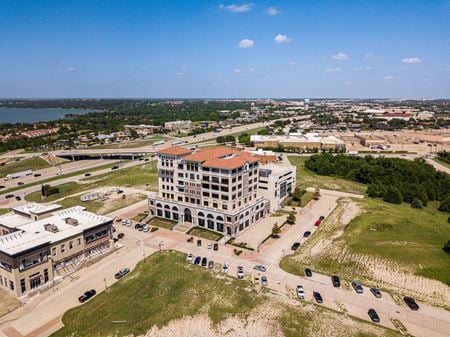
[{"left": 1, "top": 192, "right": 449, "bottom": 337}]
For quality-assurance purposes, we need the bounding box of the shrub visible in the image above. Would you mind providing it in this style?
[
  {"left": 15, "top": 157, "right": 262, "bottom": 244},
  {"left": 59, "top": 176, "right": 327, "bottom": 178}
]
[
  {"left": 383, "top": 186, "right": 402, "bottom": 204},
  {"left": 411, "top": 197, "right": 424, "bottom": 209},
  {"left": 150, "top": 227, "right": 159, "bottom": 232},
  {"left": 233, "top": 248, "right": 242, "bottom": 256},
  {"left": 438, "top": 196, "right": 450, "bottom": 212},
  {"left": 443, "top": 240, "right": 450, "bottom": 254}
]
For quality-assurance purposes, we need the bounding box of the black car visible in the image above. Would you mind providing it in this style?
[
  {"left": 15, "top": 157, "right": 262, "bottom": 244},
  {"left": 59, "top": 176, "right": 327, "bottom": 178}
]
[
  {"left": 304, "top": 268, "right": 312, "bottom": 277},
  {"left": 0, "top": 185, "right": 5, "bottom": 189},
  {"left": 319, "top": 215, "right": 325, "bottom": 221},
  {"left": 78, "top": 289, "right": 96, "bottom": 303},
  {"left": 5, "top": 194, "right": 14, "bottom": 199},
  {"left": 291, "top": 242, "right": 300, "bottom": 250},
  {"left": 213, "top": 243, "right": 218, "bottom": 251},
  {"left": 208, "top": 260, "right": 214, "bottom": 269},
  {"left": 17, "top": 182, "right": 24, "bottom": 185},
  {"left": 370, "top": 287, "right": 382, "bottom": 298},
  {"left": 194, "top": 256, "right": 201, "bottom": 265},
  {"left": 111, "top": 166, "right": 119, "bottom": 170},
  {"left": 15, "top": 196, "right": 22, "bottom": 201},
  {"left": 313, "top": 291, "right": 323, "bottom": 303},
  {"left": 197, "top": 239, "right": 202, "bottom": 246},
  {"left": 34, "top": 173, "right": 42, "bottom": 177},
  {"left": 404, "top": 297, "right": 419, "bottom": 311},
  {"left": 134, "top": 223, "right": 143, "bottom": 230},
  {"left": 84, "top": 173, "right": 91, "bottom": 177},
  {"left": 201, "top": 257, "right": 207, "bottom": 267},
  {"left": 352, "top": 280, "right": 364, "bottom": 294},
  {"left": 303, "top": 231, "right": 311, "bottom": 238},
  {"left": 368, "top": 309, "right": 380, "bottom": 323},
  {"left": 331, "top": 275, "right": 340, "bottom": 287}
]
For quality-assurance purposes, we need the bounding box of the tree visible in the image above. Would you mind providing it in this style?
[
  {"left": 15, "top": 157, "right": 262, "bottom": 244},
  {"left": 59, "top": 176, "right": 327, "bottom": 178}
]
[
  {"left": 411, "top": 197, "right": 423, "bottom": 209},
  {"left": 224, "top": 135, "right": 235, "bottom": 143},
  {"left": 367, "top": 183, "right": 385, "bottom": 198},
  {"left": 383, "top": 186, "right": 402, "bottom": 204},
  {"left": 272, "top": 223, "right": 280, "bottom": 235},
  {"left": 287, "top": 213, "right": 296, "bottom": 224},
  {"left": 443, "top": 240, "right": 450, "bottom": 254},
  {"left": 438, "top": 196, "right": 450, "bottom": 212},
  {"left": 216, "top": 136, "right": 225, "bottom": 144}
]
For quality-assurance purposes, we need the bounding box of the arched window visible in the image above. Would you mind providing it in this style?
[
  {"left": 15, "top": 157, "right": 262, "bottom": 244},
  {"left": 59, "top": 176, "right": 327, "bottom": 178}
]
[
  {"left": 216, "top": 216, "right": 223, "bottom": 222},
  {"left": 198, "top": 212, "right": 205, "bottom": 217},
  {"left": 172, "top": 206, "right": 178, "bottom": 212},
  {"left": 156, "top": 203, "right": 162, "bottom": 208},
  {"left": 164, "top": 205, "right": 170, "bottom": 209},
  {"left": 207, "top": 214, "right": 214, "bottom": 219}
]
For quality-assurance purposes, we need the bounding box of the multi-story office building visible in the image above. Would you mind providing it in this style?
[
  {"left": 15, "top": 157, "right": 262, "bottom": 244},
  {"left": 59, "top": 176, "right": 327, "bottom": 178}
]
[
  {"left": 251, "top": 133, "right": 346, "bottom": 152},
  {"left": 148, "top": 146, "right": 270, "bottom": 236},
  {"left": 164, "top": 120, "right": 192, "bottom": 131},
  {"left": 258, "top": 163, "right": 296, "bottom": 212},
  {"left": 0, "top": 204, "right": 113, "bottom": 298}
]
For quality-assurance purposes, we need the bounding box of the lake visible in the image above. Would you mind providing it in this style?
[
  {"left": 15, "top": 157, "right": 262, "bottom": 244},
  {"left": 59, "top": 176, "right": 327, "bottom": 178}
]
[{"left": 0, "top": 107, "right": 102, "bottom": 124}]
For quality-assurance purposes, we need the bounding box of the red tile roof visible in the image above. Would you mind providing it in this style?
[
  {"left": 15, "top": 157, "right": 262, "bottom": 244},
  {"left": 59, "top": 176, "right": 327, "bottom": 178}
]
[
  {"left": 202, "top": 151, "right": 259, "bottom": 170},
  {"left": 183, "top": 146, "right": 240, "bottom": 162},
  {"left": 157, "top": 146, "right": 192, "bottom": 156}
]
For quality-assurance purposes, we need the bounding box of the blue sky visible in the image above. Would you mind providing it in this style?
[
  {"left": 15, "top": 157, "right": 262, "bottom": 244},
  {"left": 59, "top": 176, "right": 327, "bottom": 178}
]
[{"left": 0, "top": 0, "right": 449, "bottom": 98}]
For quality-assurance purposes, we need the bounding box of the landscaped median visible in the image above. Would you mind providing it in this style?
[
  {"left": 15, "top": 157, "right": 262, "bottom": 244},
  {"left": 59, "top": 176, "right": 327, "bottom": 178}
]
[{"left": 186, "top": 227, "right": 224, "bottom": 241}]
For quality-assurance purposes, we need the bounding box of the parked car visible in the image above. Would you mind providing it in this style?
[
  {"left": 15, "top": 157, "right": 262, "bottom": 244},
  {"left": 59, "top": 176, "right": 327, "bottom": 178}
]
[
  {"left": 117, "top": 190, "right": 124, "bottom": 194},
  {"left": 319, "top": 215, "right": 325, "bottom": 221},
  {"left": 237, "top": 266, "right": 244, "bottom": 279},
  {"left": 213, "top": 243, "right": 218, "bottom": 251},
  {"left": 5, "top": 194, "right": 14, "bottom": 199},
  {"left": 261, "top": 276, "right": 268, "bottom": 286},
  {"left": 404, "top": 297, "right": 419, "bottom": 311},
  {"left": 253, "top": 275, "right": 260, "bottom": 284},
  {"left": 370, "top": 287, "right": 382, "bottom": 298},
  {"left": 134, "top": 223, "right": 143, "bottom": 230},
  {"left": 15, "top": 196, "right": 22, "bottom": 201},
  {"left": 208, "top": 260, "right": 214, "bottom": 269},
  {"left": 253, "top": 265, "right": 267, "bottom": 272},
  {"left": 197, "top": 239, "right": 202, "bottom": 247},
  {"left": 296, "top": 285, "right": 305, "bottom": 299},
  {"left": 142, "top": 225, "right": 150, "bottom": 232},
  {"left": 304, "top": 268, "right": 312, "bottom": 277},
  {"left": 368, "top": 309, "right": 380, "bottom": 323},
  {"left": 291, "top": 242, "right": 300, "bottom": 250},
  {"left": 352, "top": 280, "right": 364, "bottom": 293},
  {"left": 84, "top": 173, "right": 91, "bottom": 177},
  {"left": 314, "top": 220, "right": 321, "bottom": 226},
  {"left": 222, "top": 263, "right": 229, "bottom": 273},
  {"left": 303, "top": 231, "right": 311, "bottom": 238},
  {"left": 313, "top": 291, "right": 323, "bottom": 303},
  {"left": 117, "top": 233, "right": 125, "bottom": 239},
  {"left": 78, "top": 289, "right": 96, "bottom": 303},
  {"left": 331, "top": 275, "right": 340, "bottom": 288},
  {"left": 194, "top": 256, "right": 201, "bottom": 265},
  {"left": 201, "top": 257, "right": 207, "bottom": 267},
  {"left": 115, "top": 268, "right": 130, "bottom": 279},
  {"left": 186, "top": 253, "right": 194, "bottom": 262}
]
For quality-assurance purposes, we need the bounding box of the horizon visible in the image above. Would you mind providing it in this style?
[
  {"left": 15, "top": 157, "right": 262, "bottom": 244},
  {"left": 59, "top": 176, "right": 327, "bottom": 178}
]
[{"left": 1, "top": 1, "right": 449, "bottom": 98}]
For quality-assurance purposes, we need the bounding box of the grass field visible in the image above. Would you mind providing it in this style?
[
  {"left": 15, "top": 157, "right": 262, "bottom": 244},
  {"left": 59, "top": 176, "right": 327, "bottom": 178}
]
[
  {"left": 187, "top": 227, "right": 224, "bottom": 241},
  {"left": 281, "top": 197, "right": 450, "bottom": 287},
  {"left": 288, "top": 156, "right": 367, "bottom": 194},
  {"left": 25, "top": 182, "right": 84, "bottom": 202},
  {"left": 0, "top": 157, "right": 51, "bottom": 178},
  {"left": 51, "top": 251, "right": 261, "bottom": 337},
  {"left": 148, "top": 217, "right": 177, "bottom": 229},
  {"left": 433, "top": 157, "right": 450, "bottom": 169},
  {"left": 90, "top": 135, "right": 168, "bottom": 149},
  {"left": 283, "top": 191, "right": 314, "bottom": 208},
  {"left": 51, "top": 251, "right": 400, "bottom": 337}
]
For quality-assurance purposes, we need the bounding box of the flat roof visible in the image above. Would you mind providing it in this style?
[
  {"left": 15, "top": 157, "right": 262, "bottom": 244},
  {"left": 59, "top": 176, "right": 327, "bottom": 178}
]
[
  {"left": 0, "top": 213, "right": 34, "bottom": 230},
  {"left": 0, "top": 206, "right": 112, "bottom": 256},
  {"left": 13, "top": 202, "right": 63, "bottom": 216}
]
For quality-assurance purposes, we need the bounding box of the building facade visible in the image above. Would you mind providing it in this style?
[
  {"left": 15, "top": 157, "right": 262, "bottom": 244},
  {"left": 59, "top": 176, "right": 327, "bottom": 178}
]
[
  {"left": 0, "top": 205, "right": 113, "bottom": 298},
  {"left": 258, "top": 163, "right": 296, "bottom": 212},
  {"left": 164, "top": 120, "right": 192, "bottom": 131},
  {"left": 251, "top": 134, "right": 346, "bottom": 152},
  {"left": 148, "top": 146, "right": 271, "bottom": 237}
]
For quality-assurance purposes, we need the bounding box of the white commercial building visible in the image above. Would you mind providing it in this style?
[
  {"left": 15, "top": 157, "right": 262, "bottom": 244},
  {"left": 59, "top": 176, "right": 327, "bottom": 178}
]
[
  {"left": 164, "top": 120, "right": 192, "bottom": 131},
  {"left": 258, "top": 163, "right": 296, "bottom": 212}
]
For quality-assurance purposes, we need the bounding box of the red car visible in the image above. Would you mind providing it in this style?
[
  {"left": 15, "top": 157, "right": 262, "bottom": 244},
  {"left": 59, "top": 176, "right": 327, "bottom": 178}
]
[{"left": 314, "top": 220, "right": 321, "bottom": 226}]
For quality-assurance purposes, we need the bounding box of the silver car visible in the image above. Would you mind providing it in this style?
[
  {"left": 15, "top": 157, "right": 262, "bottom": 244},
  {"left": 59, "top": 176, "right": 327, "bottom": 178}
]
[{"left": 352, "top": 280, "right": 364, "bottom": 293}]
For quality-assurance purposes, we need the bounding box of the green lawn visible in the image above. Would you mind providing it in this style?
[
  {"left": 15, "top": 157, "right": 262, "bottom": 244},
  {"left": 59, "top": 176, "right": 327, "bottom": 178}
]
[
  {"left": 51, "top": 251, "right": 400, "bottom": 337},
  {"left": 0, "top": 157, "right": 51, "bottom": 178},
  {"left": 433, "top": 158, "right": 450, "bottom": 170},
  {"left": 281, "top": 198, "right": 450, "bottom": 286},
  {"left": 283, "top": 191, "right": 314, "bottom": 208},
  {"left": 0, "top": 208, "right": 10, "bottom": 215},
  {"left": 25, "top": 182, "right": 84, "bottom": 202},
  {"left": 90, "top": 136, "right": 168, "bottom": 149},
  {"left": 148, "top": 217, "right": 177, "bottom": 229},
  {"left": 288, "top": 156, "right": 367, "bottom": 194},
  {"left": 51, "top": 251, "right": 262, "bottom": 337},
  {"left": 187, "top": 227, "right": 224, "bottom": 241}
]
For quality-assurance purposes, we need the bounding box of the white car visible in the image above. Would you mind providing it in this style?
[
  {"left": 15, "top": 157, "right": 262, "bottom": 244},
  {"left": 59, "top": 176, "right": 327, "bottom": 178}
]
[
  {"left": 186, "top": 253, "right": 194, "bottom": 262},
  {"left": 296, "top": 285, "right": 305, "bottom": 299},
  {"left": 223, "top": 263, "right": 228, "bottom": 274},
  {"left": 142, "top": 225, "right": 149, "bottom": 232},
  {"left": 207, "top": 243, "right": 212, "bottom": 250},
  {"left": 121, "top": 220, "right": 127, "bottom": 226},
  {"left": 237, "top": 266, "right": 244, "bottom": 279}
]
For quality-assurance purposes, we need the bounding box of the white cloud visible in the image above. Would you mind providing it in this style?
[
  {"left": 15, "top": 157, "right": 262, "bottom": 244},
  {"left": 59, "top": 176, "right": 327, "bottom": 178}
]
[
  {"left": 384, "top": 75, "right": 395, "bottom": 80},
  {"left": 176, "top": 66, "right": 187, "bottom": 78},
  {"left": 401, "top": 57, "right": 422, "bottom": 64},
  {"left": 233, "top": 67, "right": 256, "bottom": 74},
  {"left": 331, "top": 52, "right": 349, "bottom": 61},
  {"left": 274, "top": 34, "right": 292, "bottom": 44},
  {"left": 325, "top": 67, "right": 342, "bottom": 73},
  {"left": 288, "top": 60, "right": 296, "bottom": 65},
  {"left": 234, "top": 68, "right": 242, "bottom": 73},
  {"left": 266, "top": 6, "right": 280, "bottom": 15},
  {"left": 219, "top": 3, "right": 254, "bottom": 12},
  {"left": 365, "top": 53, "right": 373, "bottom": 59},
  {"left": 66, "top": 67, "right": 76, "bottom": 72},
  {"left": 239, "top": 38, "right": 254, "bottom": 48},
  {"left": 248, "top": 67, "right": 256, "bottom": 72}
]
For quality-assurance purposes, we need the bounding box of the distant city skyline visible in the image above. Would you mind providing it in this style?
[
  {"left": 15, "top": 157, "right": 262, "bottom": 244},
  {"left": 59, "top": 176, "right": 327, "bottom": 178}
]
[{"left": 0, "top": 0, "right": 449, "bottom": 98}]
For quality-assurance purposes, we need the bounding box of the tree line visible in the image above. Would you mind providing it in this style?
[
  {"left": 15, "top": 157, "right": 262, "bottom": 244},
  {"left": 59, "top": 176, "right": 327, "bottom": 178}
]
[{"left": 305, "top": 153, "right": 450, "bottom": 210}]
